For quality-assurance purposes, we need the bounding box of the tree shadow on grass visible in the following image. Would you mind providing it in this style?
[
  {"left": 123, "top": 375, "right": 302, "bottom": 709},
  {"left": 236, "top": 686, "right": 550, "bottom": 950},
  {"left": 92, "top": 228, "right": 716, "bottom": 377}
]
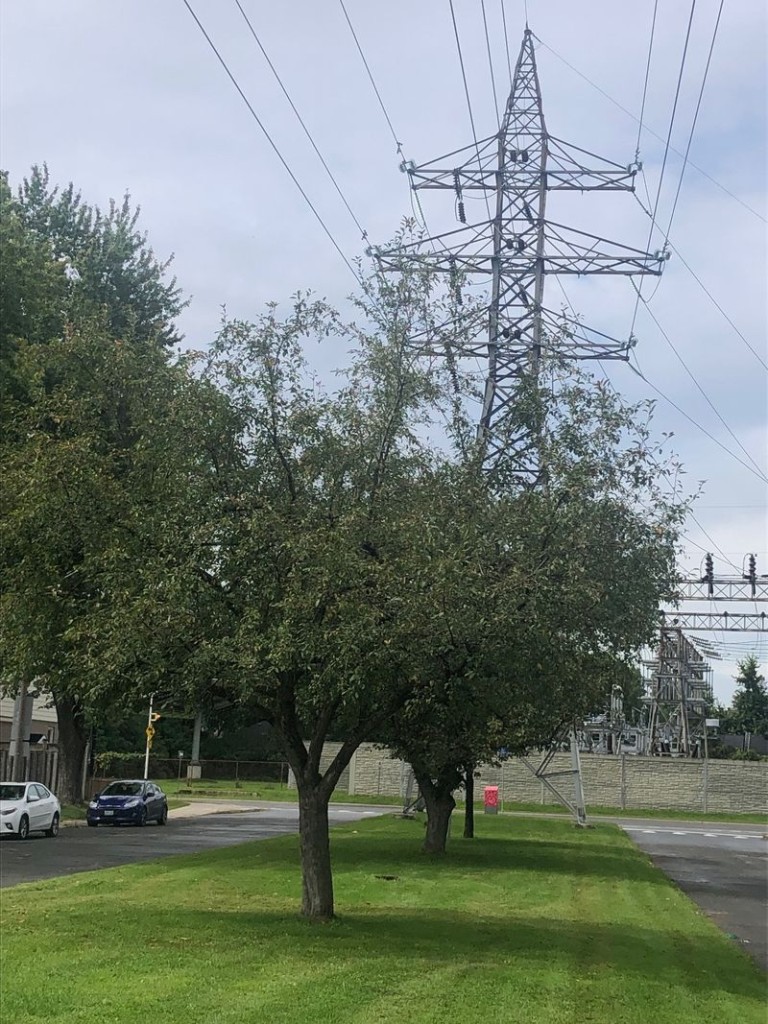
[
  {"left": 329, "top": 833, "right": 666, "bottom": 884},
  {"left": 105, "top": 903, "right": 765, "bottom": 1000}
]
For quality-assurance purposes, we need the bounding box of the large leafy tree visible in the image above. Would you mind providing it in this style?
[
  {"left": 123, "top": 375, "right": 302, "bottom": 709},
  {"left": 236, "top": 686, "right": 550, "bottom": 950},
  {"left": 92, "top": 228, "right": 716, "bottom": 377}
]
[
  {"left": 0, "top": 167, "right": 186, "bottom": 801},
  {"left": 74, "top": 259, "right": 475, "bottom": 920},
  {"left": 0, "top": 326, "right": 225, "bottom": 802},
  {"left": 385, "top": 368, "right": 689, "bottom": 853}
]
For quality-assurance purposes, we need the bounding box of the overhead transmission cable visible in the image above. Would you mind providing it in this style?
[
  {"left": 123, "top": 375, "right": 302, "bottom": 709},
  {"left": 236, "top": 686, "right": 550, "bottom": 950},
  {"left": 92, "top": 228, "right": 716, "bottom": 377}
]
[
  {"left": 499, "top": 0, "right": 513, "bottom": 87},
  {"left": 625, "top": 358, "right": 767, "bottom": 484},
  {"left": 635, "top": 0, "right": 659, "bottom": 159},
  {"left": 232, "top": 0, "right": 368, "bottom": 241},
  {"left": 532, "top": 32, "right": 766, "bottom": 224},
  {"left": 181, "top": 0, "right": 360, "bottom": 284},
  {"left": 448, "top": 0, "right": 493, "bottom": 221},
  {"left": 634, "top": 295, "right": 766, "bottom": 480},
  {"left": 480, "top": 0, "right": 501, "bottom": 126},
  {"left": 630, "top": 0, "right": 698, "bottom": 338},
  {"left": 336, "top": 0, "right": 433, "bottom": 236},
  {"left": 661, "top": 0, "right": 724, "bottom": 243},
  {"left": 337, "top": 0, "right": 401, "bottom": 153},
  {"left": 595, "top": 360, "right": 744, "bottom": 576}
]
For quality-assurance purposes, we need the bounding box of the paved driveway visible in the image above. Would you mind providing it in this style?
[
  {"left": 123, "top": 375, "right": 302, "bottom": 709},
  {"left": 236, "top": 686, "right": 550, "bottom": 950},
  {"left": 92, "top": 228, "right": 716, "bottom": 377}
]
[
  {"left": 622, "top": 822, "right": 767, "bottom": 971},
  {"left": 0, "top": 802, "right": 389, "bottom": 889}
]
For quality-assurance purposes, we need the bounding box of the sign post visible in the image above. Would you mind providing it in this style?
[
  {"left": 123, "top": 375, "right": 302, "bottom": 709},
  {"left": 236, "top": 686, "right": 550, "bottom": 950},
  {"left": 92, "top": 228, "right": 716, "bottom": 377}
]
[{"left": 143, "top": 694, "right": 160, "bottom": 780}]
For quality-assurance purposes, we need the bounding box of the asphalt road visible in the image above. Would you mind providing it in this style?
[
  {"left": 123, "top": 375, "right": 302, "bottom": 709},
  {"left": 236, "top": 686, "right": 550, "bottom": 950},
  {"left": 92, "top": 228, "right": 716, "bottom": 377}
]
[
  {"left": 0, "top": 803, "right": 387, "bottom": 889},
  {"left": 621, "top": 822, "right": 768, "bottom": 971}
]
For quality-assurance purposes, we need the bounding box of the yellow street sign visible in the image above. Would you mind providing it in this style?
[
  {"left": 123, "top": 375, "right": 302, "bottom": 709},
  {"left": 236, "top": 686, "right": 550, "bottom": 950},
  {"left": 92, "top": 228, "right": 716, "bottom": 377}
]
[
  {"left": 150, "top": 712, "right": 161, "bottom": 723},
  {"left": 145, "top": 725, "right": 156, "bottom": 740}
]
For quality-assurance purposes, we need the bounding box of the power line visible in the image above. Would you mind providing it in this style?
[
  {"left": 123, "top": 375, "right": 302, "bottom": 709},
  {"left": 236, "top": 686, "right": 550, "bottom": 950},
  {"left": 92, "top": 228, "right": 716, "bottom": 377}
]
[
  {"left": 233, "top": 0, "right": 368, "bottom": 241},
  {"left": 687, "top": 512, "right": 742, "bottom": 573},
  {"left": 337, "top": 0, "right": 401, "bottom": 153},
  {"left": 663, "top": 238, "right": 768, "bottom": 372},
  {"left": 181, "top": 0, "right": 360, "bottom": 283},
  {"left": 448, "top": 0, "right": 493, "bottom": 221},
  {"left": 636, "top": 296, "right": 766, "bottom": 479},
  {"left": 662, "top": 0, "right": 725, "bottom": 243},
  {"left": 631, "top": 181, "right": 767, "bottom": 371},
  {"left": 499, "top": 0, "right": 513, "bottom": 88},
  {"left": 532, "top": 33, "right": 766, "bottom": 224},
  {"left": 480, "top": 0, "right": 501, "bottom": 126},
  {"left": 630, "top": 0, "right": 698, "bottom": 337},
  {"left": 635, "top": 0, "right": 659, "bottom": 159},
  {"left": 626, "top": 357, "right": 768, "bottom": 484}
]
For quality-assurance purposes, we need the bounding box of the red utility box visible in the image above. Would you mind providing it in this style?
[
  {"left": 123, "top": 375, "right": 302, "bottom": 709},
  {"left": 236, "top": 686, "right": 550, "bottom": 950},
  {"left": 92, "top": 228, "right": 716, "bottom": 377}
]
[{"left": 483, "top": 785, "right": 499, "bottom": 814}]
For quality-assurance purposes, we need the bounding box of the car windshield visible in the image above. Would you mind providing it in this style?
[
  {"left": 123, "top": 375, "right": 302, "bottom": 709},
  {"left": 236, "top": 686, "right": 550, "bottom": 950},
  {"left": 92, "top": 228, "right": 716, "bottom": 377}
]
[
  {"left": 101, "top": 782, "right": 144, "bottom": 797},
  {"left": 0, "top": 784, "right": 26, "bottom": 801}
]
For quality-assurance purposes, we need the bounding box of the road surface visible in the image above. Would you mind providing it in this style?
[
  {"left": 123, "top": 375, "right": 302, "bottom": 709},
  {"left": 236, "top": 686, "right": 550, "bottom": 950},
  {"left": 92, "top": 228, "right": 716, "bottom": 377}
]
[
  {"left": 0, "top": 802, "right": 390, "bottom": 888},
  {"left": 621, "top": 821, "right": 767, "bottom": 971}
]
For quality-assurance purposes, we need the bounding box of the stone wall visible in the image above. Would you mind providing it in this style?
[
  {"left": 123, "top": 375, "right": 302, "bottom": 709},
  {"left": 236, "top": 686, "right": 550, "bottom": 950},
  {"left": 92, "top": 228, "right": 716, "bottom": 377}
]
[{"left": 339, "top": 744, "right": 767, "bottom": 815}]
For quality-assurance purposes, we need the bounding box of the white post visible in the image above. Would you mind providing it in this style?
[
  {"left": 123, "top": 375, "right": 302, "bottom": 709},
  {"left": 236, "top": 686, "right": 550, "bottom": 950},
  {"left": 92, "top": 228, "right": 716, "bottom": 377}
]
[{"left": 143, "top": 693, "right": 155, "bottom": 780}]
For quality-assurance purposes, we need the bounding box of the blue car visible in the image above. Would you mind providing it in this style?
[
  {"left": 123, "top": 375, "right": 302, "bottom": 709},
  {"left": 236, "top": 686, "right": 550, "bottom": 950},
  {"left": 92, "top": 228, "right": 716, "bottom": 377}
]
[{"left": 87, "top": 779, "right": 168, "bottom": 827}]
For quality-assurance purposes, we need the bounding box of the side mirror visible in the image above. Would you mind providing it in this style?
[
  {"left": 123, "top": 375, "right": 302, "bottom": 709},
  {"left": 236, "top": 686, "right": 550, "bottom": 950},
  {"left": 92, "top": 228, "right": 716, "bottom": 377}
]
[{"left": 92, "top": 792, "right": 100, "bottom": 800}]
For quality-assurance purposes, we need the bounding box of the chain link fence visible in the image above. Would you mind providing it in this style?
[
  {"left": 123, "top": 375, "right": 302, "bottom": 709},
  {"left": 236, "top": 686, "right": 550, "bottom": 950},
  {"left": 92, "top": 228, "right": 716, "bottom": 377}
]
[{"left": 88, "top": 755, "right": 290, "bottom": 795}]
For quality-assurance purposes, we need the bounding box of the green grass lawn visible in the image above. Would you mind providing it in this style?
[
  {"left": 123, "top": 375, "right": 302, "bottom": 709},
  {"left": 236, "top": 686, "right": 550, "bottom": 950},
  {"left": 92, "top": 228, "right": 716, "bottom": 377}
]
[
  {"left": 1, "top": 816, "right": 764, "bottom": 1024},
  {"left": 159, "top": 777, "right": 767, "bottom": 824}
]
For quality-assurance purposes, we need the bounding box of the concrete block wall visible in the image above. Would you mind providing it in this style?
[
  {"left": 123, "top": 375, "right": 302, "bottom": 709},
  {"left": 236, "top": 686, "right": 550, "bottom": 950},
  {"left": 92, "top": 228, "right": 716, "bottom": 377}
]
[{"left": 341, "top": 743, "right": 768, "bottom": 815}]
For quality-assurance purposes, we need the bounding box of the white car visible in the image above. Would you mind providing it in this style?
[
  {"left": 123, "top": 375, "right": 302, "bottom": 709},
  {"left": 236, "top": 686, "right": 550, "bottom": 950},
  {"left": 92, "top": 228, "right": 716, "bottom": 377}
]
[{"left": 0, "top": 781, "right": 61, "bottom": 839}]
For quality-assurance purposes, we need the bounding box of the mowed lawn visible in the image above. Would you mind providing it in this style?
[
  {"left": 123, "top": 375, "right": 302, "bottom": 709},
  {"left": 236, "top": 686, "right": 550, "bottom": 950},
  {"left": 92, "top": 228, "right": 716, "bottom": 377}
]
[{"left": 1, "top": 817, "right": 764, "bottom": 1024}]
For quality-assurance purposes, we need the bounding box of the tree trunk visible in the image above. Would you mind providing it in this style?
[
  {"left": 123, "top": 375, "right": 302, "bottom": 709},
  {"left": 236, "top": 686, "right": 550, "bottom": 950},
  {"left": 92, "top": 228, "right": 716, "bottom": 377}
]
[
  {"left": 414, "top": 767, "right": 456, "bottom": 855},
  {"left": 297, "top": 784, "right": 335, "bottom": 921},
  {"left": 54, "top": 694, "right": 88, "bottom": 805},
  {"left": 463, "top": 765, "right": 475, "bottom": 839}
]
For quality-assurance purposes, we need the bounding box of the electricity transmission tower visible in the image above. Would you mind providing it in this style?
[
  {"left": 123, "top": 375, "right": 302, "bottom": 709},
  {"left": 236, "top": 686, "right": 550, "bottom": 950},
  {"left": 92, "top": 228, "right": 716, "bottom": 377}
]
[
  {"left": 381, "top": 29, "right": 669, "bottom": 826},
  {"left": 372, "top": 28, "right": 668, "bottom": 479},
  {"left": 643, "top": 627, "right": 714, "bottom": 756},
  {"left": 646, "top": 554, "right": 768, "bottom": 753}
]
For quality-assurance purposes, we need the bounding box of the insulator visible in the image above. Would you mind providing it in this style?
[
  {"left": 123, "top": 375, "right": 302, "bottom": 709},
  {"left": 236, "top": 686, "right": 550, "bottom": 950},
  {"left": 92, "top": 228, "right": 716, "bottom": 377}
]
[
  {"left": 747, "top": 554, "right": 757, "bottom": 583},
  {"left": 517, "top": 238, "right": 525, "bottom": 253},
  {"left": 502, "top": 328, "right": 510, "bottom": 339},
  {"left": 508, "top": 148, "right": 518, "bottom": 163},
  {"left": 520, "top": 150, "right": 529, "bottom": 163},
  {"left": 458, "top": 200, "right": 466, "bottom": 224},
  {"left": 512, "top": 329, "right": 522, "bottom": 340},
  {"left": 702, "top": 553, "right": 714, "bottom": 585}
]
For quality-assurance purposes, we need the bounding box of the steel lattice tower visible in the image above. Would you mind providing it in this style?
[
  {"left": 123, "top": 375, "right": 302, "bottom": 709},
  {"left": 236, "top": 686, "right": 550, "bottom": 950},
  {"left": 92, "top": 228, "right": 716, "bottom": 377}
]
[{"left": 373, "top": 30, "right": 668, "bottom": 479}]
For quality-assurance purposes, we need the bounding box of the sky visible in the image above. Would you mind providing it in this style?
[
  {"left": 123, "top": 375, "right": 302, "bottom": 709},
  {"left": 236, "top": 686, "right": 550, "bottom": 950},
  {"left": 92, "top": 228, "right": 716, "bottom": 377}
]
[{"left": 1, "top": 0, "right": 766, "bottom": 702}]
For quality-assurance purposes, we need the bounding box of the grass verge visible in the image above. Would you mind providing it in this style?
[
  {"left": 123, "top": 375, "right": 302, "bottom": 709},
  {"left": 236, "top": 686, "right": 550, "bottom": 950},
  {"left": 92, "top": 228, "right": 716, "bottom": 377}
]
[{"left": 1, "top": 815, "right": 764, "bottom": 1023}]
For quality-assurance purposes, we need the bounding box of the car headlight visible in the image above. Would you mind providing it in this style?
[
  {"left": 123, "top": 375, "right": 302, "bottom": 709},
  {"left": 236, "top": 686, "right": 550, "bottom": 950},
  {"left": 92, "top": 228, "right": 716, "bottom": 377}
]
[
  {"left": 124, "top": 799, "right": 140, "bottom": 808},
  {"left": 1, "top": 808, "right": 17, "bottom": 816},
  {"left": 89, "top": 801, "right": 98, "bottom": 808}
]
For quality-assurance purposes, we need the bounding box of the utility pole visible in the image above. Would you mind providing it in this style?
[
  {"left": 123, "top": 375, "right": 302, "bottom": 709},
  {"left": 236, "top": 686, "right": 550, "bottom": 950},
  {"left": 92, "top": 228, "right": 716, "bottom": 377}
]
[
  {"left": 373, "top": 29, "right": 666, "bottom": 481},
  {"left": 143, "top": 693, "right": 158, "bottom": 781},
  {"left": 373, "top": 29, "right": 665, "bottom": 822}
]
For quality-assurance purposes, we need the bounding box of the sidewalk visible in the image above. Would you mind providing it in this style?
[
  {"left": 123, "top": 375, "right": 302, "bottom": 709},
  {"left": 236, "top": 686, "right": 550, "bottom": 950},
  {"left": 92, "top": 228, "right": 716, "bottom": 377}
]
[{"left": 169, "top": 801, "right": 264, "bottom": 819}]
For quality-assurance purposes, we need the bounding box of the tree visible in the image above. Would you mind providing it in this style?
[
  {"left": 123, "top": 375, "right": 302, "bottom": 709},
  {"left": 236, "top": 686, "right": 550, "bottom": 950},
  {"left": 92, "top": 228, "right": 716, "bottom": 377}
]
[
  {"left": 70, "top": 252, "right": 476, "bottom": 918},
  {"left": 0, "top": 167, "right": 186, "bottom": 802},
  {"left": 730, "top": 656, "right": 768, "bottom": 738},
  {"left": 385, "top": 368, "right": 689, "bottom": 854},
  {"left": 0, "top": 325, "right": 222, "bottom": 802}
]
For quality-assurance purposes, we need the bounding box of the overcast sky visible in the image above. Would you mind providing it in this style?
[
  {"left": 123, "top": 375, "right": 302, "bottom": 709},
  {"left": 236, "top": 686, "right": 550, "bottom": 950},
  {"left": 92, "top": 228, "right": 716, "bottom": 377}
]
[{"left": 1, "top": 1, "right": 766, "bottom": 701}]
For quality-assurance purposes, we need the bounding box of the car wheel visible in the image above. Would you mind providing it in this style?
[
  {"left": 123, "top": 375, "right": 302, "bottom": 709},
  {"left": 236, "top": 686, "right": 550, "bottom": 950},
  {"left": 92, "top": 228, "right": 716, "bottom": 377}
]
[
  {"left": 45, "top": 812, "right": 60, "bottom": 838},
  {"left": 158, "top": 804, "right": 168, "bottom": 826},
  {"left": 137, "top": 807, "right": 147, "bottom": 827},
  {"left": 18, "top": 815, "right": 30, "bottom": 840},
  {"left": 87, "top": 820, "right": 98, "bottom": 827}
]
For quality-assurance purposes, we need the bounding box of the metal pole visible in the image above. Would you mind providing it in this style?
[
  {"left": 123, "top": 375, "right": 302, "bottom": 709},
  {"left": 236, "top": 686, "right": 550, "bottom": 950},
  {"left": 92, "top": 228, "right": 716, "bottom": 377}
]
[
  {"left": 143, "top": 693, "right": 154, "bottom": 781},
  {"left": 703, "top": 726, "right": 709, "bottom": 813}
]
